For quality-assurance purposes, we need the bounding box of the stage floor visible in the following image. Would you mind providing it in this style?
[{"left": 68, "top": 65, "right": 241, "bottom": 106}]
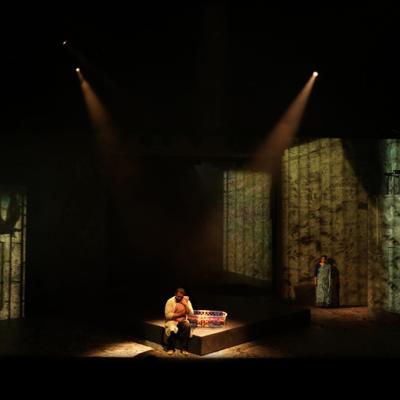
[{"left": 142, "top": 294, "right": 311, "bottom": 355}]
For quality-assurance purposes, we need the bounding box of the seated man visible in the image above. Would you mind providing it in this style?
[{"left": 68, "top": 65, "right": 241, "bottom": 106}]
[{"left": 164, "top": 288, "right": 194, "bottom": 355}]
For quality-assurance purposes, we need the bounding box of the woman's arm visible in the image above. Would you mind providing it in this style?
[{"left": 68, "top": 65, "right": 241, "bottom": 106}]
[{"left": 313, "top": 263, "right": 319, "bottom": 285}]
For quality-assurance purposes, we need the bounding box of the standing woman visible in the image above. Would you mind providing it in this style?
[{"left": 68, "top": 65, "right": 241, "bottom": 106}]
[{"left": 313, "top": 255, "right": 333, "bottom": 307}]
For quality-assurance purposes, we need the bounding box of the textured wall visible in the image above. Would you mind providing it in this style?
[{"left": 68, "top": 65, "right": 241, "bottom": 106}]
[
  {"left": 0, "top": 189, "right": 26, "bottom": 320},
  {"left": 281, "top": 138, "right": 369, "bottom": 305},
  {"left": 375, "top": 139, "right": 400, "bottom": 313},
  {"left": 223, "top": 170, "right": 272, "bottom": 282}
]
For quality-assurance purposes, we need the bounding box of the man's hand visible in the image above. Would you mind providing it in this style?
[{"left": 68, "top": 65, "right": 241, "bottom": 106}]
[{"left": 181, "top": 296, "right": 189, "bottom": 306}]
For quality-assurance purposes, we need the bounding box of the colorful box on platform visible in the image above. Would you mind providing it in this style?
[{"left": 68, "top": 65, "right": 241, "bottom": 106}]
[{"left": 188, "top": 310, "right": 228, "bottom": 328}]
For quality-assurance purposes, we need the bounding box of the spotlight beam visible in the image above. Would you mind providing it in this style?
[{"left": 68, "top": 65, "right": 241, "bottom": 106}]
[
  {"left": 249, "top": 71, "right": 318, "bottom": 175},
  {"left": 192, "top": 72, "right": 319, "bottom": 277},
  {"left": 64, "top": 41, "right": 122, "bottom": 93},
  {"left": 75, "top": 68, "right": 119, "bottom": 165}
]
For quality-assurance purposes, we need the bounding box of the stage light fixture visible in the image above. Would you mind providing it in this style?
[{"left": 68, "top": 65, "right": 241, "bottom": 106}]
[{"left": 313, "top": 71, "right": 318, "bottom": 77}]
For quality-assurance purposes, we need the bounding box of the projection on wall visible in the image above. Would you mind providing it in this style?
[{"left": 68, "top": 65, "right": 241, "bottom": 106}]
[
  {"left": 223, "top": 171, "right": 272, "bottom": 282},
  {"left": 0, "top": 188, "right": 26, "bottom": 320},
  {"left": 281, "top": 139, "right": 369, "bottom": 306},
  {"left": 381, "top": 139, "right": 400, "bottom": 313}
]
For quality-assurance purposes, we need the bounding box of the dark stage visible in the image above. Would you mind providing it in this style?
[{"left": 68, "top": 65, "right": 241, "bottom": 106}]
[{"left": 1, "top": 3, "right": 400, "bottom": 364}]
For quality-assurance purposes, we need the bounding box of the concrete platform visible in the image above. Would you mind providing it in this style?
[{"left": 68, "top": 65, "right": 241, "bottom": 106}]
[{"left": 141, "top": 295, "right": 311, "bottom": 355}]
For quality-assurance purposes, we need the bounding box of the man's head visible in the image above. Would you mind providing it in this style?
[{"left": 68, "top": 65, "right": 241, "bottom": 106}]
[{"left": 175, "top": 288, "right": 186, "bottom": 302}]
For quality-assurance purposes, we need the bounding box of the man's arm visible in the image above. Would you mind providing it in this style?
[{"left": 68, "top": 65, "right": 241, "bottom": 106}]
[
  {"left": 165, "top": 299, "right": 175, "bottom": 320},
  {"left": 181, "top": 297, "right": 194, "bottom": 316},
  {"left": 165, "top": 299, "right": 187, "bottom": 320}
]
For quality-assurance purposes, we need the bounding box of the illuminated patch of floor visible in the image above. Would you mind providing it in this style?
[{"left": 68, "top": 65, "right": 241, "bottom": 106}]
[
  {"left": 202, "top": 341, "right": 287, "bottom": 358},
  {"left": 84, "top": 341, "right": 154, "bottom": 357}
]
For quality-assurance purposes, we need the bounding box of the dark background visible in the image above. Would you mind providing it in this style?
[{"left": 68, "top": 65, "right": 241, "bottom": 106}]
[
  {"left": 1, "top": 2, "right": 399, "bottom": 141},
  {"left": 0, "top": 2, "right": 398, "bottom": 323}
]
